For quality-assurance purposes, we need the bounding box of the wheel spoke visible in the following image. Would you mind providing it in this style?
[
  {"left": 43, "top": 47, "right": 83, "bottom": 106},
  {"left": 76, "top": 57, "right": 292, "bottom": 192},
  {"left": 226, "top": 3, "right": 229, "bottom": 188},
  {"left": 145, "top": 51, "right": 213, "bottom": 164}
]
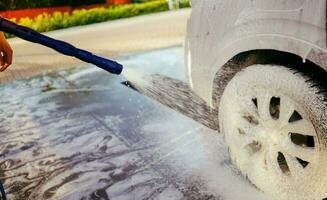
[
  {"left": 256, "top": 90, "right": 272, "bottom": 120},
  {"left": 279, "top": 97, "right": 295, "bottom": 126},
  {"left": 283, "top": 153, "right": 304, "bottom": 175},
  {"left": 244, "top": 141, "right": 262, "bottom": 154},
  {"left": 238, "top": 130, "right": 258, "bottom": 148},
  {"left": 282, "top": 119, "right": 316, "bottom": 136},
  {"left": 232, "top": 115, "right": 261, "bottom": 148},
  {"left": 267, "top": 148, "right": 283, "bottom": 175},
  {"left": 281, "top": 140, "right": 314, "bottom": 162},
  {"left": 236, "top": 115, "right": 260, "bottom": 139},
  {"left": 239, "top": 98, "right": 260, "bottom": 120}
]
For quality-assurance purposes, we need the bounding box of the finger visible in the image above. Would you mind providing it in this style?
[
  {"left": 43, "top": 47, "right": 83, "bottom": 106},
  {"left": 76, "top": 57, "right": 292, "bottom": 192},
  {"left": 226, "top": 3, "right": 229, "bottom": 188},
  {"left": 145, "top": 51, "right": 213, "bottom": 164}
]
[
  {"left": 3, "top": 45, "right": 13, "bottom": 66},
  {"left": 0, "top": 53, "right": 6, "bottom": 72},
  {"left": 0, "top": 46, "right": 13, "bottom": 72},
  {"left": 0, "top": 53, "right": 4, "bottom": 66},
  {"left": 0, "top": 63, "right": 9, "bottom": 72}
]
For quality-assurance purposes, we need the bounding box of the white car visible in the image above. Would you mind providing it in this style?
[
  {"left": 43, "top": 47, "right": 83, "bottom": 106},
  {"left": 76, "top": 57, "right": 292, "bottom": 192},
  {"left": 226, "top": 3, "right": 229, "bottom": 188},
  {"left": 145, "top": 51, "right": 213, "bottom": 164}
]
[{"left": 186, "top": 0, "right": 327, "bottom": 199}]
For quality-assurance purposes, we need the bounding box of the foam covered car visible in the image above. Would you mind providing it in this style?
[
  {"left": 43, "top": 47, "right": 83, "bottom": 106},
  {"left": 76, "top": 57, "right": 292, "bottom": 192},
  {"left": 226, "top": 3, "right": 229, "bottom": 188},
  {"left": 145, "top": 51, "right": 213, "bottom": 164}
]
[{"left": 185, "top": 0, "right": 327, "bottom": 199}]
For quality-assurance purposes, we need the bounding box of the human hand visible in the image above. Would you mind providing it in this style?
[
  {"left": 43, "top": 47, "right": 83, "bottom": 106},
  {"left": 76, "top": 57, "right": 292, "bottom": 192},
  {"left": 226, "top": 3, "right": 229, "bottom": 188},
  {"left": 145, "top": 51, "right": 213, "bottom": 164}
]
[{"left": 0, "top": 32, "right": 13, "bottom": 72}]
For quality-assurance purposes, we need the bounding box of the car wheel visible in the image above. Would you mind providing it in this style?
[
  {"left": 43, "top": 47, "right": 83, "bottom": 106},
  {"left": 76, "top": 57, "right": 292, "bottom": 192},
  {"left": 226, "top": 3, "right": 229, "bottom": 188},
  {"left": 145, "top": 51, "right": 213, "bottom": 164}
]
[{"left": 219, "top": 64, "right": 327, "bottom": 200}]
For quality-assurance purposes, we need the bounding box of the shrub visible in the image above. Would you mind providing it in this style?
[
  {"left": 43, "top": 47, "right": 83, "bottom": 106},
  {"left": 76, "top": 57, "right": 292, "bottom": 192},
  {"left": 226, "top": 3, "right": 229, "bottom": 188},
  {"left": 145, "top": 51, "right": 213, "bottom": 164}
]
[
  {"left": 0, "top": 0, "right": 106, "bottom": 11},
  {"left": 179, "top": 0, "right": 190, "bottom": 8},
  {"left": 71, "top": 0, "right": 106, "bottom": 7},
  {"left": 133, "top": 0, "right": 157, "bottom": 3},
  {"left": 0, "top": 0, "right": 52, "bottom": 11}
]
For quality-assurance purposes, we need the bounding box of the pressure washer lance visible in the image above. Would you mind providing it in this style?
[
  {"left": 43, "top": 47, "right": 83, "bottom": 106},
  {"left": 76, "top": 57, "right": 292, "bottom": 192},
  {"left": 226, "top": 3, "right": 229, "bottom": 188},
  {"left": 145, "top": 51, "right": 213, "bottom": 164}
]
[{"left": 0, "top": 17, "right": 123, "bottom": 75}]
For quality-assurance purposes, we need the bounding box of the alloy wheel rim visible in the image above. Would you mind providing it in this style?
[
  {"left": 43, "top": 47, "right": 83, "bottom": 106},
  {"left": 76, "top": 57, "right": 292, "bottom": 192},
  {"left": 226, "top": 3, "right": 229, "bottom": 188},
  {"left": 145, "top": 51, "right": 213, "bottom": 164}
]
[{"left": 225, "top": 87, "right": 318, "bottom": 182}]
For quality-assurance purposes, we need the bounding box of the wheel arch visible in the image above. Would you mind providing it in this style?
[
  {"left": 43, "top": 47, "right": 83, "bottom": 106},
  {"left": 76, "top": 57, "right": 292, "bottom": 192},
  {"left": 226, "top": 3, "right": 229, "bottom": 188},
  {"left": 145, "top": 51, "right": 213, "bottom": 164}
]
[{"left": 186, "top": 6, "right": 327, "bottom": 106}]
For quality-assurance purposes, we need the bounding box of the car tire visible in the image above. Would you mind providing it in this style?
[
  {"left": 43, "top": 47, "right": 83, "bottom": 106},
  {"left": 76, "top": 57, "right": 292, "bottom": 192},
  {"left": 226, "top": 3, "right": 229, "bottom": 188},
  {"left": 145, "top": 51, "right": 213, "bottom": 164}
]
[{"left": 219, "top": 64, "right": 327, "bottom": 200}]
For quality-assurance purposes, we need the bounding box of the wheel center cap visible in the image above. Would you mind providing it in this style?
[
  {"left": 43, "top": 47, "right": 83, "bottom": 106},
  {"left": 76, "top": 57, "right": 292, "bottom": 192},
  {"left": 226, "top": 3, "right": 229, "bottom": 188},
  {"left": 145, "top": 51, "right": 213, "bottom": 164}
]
[{"left": 263, "top": 121, "right": 282, "bottom": 146}]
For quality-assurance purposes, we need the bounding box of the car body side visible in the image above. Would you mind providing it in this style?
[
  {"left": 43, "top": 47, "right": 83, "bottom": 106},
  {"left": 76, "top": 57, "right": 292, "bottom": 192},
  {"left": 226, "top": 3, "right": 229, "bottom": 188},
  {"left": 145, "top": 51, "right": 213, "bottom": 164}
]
[{"left": 185, "top": 0, "right": 327, "bottom": 108}]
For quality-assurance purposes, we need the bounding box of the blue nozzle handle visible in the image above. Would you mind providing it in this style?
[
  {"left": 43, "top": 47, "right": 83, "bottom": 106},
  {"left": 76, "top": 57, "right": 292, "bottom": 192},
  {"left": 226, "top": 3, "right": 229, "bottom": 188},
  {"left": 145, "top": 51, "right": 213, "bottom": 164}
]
[{"left": 0, "top": 17, "right": 123, "bottom": 75}]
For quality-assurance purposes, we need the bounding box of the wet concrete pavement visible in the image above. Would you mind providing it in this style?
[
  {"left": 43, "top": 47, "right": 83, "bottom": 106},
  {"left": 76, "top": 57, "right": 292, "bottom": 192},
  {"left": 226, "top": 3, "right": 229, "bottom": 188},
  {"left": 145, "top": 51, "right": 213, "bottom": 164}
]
[{"left": 0, "top": 48, "right": 269, "bottom": 200}]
